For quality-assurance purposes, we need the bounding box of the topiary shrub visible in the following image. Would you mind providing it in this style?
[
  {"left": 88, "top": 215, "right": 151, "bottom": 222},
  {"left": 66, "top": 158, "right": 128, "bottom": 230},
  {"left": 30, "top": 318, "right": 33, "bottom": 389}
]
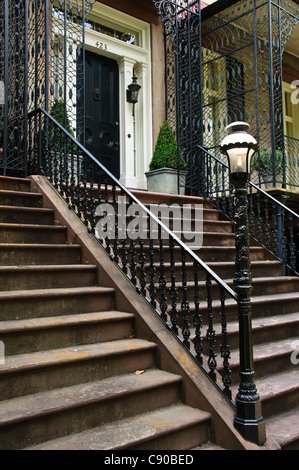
[{"left": 149, "top": 121, "right": 185, "bottom": 171}]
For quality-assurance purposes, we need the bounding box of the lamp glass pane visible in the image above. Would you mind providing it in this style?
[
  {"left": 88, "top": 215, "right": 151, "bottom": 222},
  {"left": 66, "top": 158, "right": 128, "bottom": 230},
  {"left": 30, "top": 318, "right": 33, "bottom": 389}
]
[{"left": 227, "top": 147, "right": 248, "bottom": 173}]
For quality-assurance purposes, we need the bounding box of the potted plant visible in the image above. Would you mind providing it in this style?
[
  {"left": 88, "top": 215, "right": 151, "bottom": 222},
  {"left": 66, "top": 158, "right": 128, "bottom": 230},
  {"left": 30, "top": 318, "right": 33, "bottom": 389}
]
[
  {"left": 146, "top": 121, "right": 187, "bottom": 194},
  {"left": 251, "top": 148, "right": 285, "bottom": 188}
]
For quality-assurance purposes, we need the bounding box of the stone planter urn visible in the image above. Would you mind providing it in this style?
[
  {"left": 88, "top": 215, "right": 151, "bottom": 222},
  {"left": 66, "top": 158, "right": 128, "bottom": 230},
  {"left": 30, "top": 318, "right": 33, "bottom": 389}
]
[{"left": 145, "top": 167, "right": 186, "bottom": 195}]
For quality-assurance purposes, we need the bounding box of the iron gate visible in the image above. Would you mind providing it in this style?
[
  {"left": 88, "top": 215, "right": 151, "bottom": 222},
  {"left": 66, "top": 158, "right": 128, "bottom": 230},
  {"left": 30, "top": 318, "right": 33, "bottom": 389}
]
[{"left": 154, "top": 0, "right": 299, "bottom": 193}]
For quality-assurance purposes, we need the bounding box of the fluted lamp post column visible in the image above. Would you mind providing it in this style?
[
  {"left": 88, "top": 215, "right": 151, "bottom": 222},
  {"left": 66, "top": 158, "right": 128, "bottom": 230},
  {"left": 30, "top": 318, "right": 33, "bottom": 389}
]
[{"left": 221, "top": 122, "right": 266, "bottom": 446}]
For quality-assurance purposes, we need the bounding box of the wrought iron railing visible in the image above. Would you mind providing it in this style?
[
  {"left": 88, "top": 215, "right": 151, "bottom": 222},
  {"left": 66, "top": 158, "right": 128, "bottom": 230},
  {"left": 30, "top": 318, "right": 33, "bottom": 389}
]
[
  {"left": 28, "top": 107, "right": 239, "bottom": 401},
  {"left": 192, "top": 144, "right": 299, "bottom": 276},
  {"left": 284, "top": 135, "right": 299, "bottom": 190}
]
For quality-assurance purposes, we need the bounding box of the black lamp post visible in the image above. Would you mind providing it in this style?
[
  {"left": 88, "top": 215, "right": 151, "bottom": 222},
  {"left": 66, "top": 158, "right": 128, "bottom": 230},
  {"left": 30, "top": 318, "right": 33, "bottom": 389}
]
[
  {"left": 127, "top": 76, "right": 141, "bottom": 116},
  {"left": 221, "top": 122, "right": 266, "bottom": 446}
]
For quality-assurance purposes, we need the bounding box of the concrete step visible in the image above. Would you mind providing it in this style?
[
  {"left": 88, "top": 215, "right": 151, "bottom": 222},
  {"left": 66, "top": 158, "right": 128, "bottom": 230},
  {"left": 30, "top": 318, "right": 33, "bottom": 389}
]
[
  {"left": 0, "top": 369, "right": 182, "bottom": 450},
  {"left": 0, "top": 264, "right": 98, "bottom": 291},
  {"left": 0, "top": 339, "right": 158, "bottom": 400},
  {"left": 0, "top": 223, "right": 67, "bottom": 244},
  {"left": 0, "top": 243, "right": 82, "bottom": 265},
  {"left": 0, "top": 286, "right": 116, "bottom": 320},
  {"left": 0, "top": 190, "right": 43, "bottom": 208},
  {"left": 0, "top": 206, "right": 55, "bottom": 225},
  {"left": 26, "top": 404, "right": 211, "bottom": 450},
  {"left": 0, "top": 311, "right": 135, "bottom": 355}
]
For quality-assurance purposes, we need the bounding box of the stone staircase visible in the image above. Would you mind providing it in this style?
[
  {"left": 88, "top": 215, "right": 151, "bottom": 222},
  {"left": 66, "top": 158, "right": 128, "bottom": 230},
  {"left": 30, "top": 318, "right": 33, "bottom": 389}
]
[
  {"left": 0, "top": 176, "right": 217, "bottom": 451},
  {"left": 0, "top": 175, "right": 298, "bottom": 450}
]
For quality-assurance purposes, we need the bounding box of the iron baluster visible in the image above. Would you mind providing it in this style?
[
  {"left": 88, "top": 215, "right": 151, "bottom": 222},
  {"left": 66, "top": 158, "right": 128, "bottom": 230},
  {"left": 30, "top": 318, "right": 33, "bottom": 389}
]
[
  {"left": 272, "top": 200, "right": 279, "bottom": 256},
  {"left": 264, "top": 197, "right": 271, "bottom": 249},
  {"left": 149, "top": 237, "right": 157, "bottom": 309},
  {"left": 158, "top": 226, "right": 168, "bottom": 322},
  {"left": 193, "top": 260, "right": 203, "bottom": 365},
  {"left": 219, "top": 286, "right": 232, "bottom": 399},
  {"left": 138, "top": 237, "right": 147, "bottom": 297},
  {"left": 180, "top": 246, "right": 190, "bottom": 349},
  {"left": 103, "top": 176, "right": 111, "bottom": 257},
  {"left": 288, "top": 214, "right": 296, "bottom": 273},
  {"left": 256, "top": 191, "right": 263, "bottom": 244},
  {"left": 129, "top": 196, "right": 137, "bottom": 288},
  {"left": 206, "top": 273, "right": 217, "bottom": 382},
  {"left": 111, "top": 181, "right": 119, "bottom": 261},
  {"left": 169, "top": 235, "right": 179, "bottom": 335},
  {"left": 88, "top": 168, "right": 96, "bottom": 235},
  {"left": 120, "top": 192, "right": 128, "bottom": 275}
]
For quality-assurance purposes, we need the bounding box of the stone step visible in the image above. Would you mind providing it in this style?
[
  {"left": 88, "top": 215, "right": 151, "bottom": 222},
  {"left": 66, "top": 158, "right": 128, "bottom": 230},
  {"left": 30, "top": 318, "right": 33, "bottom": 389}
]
[
  {"left": 0, "top": 311, "right": 135, "bottom": 355},
  {"left": 0, "top": 264, "right": 98, "bottom": 291},
  {"left": 26, "top": 404, "right": 211, "bottom": 450},
  {"left": 159, "top": 276, "right": 299, "bottom": 303},
  {"left": 0, "top": 339, "right": 157, "bottom": 400},
  {"left": 0, "top": 176, "right": 31, "bottom": 192},
  {"left": 265, "top": 406, "right": 299, "bottom": 450},
  {"left": 0, "top": 190, "right": 43, "bottom": 208},
  {"left": 0, "top": 223, "right": 67, "bottom": 244},
  {"left": 129, "top": 231, "right": 236, "bottom": 247},
  {"left": 0, "top": 243, "right": 82, "bottom": 266},
  {"left": 0, "top": 286, "right": 116, "bottom": 320},
  {"left": 194, "top": 312, "right": 299, "bottom": 352},
  {"left": 0, "top": 206, "right": 55, "bottom": 225},
  {"left": 192, "top": 292, "right": 299, "bottom": 320},
  {"left": 255, "top": 369, "right": 299, "bottom": 419},
  {"left": 228, "top": 337, "right": 298, "bottom": 381},
  {"left": 0, "top": 369, "right": 182, "bottom": 450},
  {"left": 138, "top": 244, "right": 265, "bottom": 263},
  {"left": 142, "top": 260, "right": 283, "bottom": 282}
]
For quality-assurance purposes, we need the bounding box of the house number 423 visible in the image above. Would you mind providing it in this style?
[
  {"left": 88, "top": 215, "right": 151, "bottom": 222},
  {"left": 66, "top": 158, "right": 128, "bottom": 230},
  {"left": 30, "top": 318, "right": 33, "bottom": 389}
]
[{"left": 95, "top": 41, "right": 108, "bottom": 51}]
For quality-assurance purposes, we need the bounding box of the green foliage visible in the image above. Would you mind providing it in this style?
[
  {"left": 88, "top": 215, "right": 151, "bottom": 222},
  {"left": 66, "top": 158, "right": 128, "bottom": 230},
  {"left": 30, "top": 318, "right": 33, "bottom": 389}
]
[
  {"left": 251, "top": 148, "right": 285, "bottom": 176},
  {"left": 149, "top": 121, "right": 185, "bottom": 171},
  {"left": 48, "top": 100, "right": 75, "bottom": 153},
  {"left": 50, "top": 99, "right": 74, "bottom": 137},
  {"left": 0, "top": 125, "right": 3, "bottom": 147}
]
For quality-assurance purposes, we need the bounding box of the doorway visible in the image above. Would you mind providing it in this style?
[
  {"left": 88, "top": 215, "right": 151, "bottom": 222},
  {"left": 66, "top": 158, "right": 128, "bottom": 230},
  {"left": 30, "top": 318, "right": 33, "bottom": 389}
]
[{"left": 83, "top": 51, "right": 120, "bottom": 179}]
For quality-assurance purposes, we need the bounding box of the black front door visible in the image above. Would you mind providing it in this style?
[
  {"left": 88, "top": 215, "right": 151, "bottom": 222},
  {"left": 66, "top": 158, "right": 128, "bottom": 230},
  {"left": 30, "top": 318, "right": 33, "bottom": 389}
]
[{"left": 84, "top": 51, "right": 120, "bottom": 178}]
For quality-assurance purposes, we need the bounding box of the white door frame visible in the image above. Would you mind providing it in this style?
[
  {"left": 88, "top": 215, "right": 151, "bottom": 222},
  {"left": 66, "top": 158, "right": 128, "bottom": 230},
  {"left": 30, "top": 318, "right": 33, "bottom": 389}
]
[{"left": 84, "top": 3, "right": 153, "bottom": 189}]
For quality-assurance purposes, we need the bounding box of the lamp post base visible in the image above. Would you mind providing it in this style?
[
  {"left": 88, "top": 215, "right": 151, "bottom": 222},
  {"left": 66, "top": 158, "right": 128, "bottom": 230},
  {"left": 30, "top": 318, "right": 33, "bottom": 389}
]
[{"left": 234, "top": 398, "right": 266, "bottom": 446}]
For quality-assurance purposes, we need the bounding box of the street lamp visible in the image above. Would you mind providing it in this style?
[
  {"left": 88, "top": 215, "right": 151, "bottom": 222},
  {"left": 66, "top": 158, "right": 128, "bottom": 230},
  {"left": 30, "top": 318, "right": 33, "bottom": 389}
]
[{"left": 221, "top": 122, "right": 266, "bottom": 446}]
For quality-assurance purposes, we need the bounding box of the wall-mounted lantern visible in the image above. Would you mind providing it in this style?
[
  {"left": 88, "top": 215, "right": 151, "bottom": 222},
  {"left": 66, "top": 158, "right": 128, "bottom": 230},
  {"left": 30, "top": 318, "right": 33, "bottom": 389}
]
[{"left": 127, "top": 76, "right": 141, "bottom": 116}]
